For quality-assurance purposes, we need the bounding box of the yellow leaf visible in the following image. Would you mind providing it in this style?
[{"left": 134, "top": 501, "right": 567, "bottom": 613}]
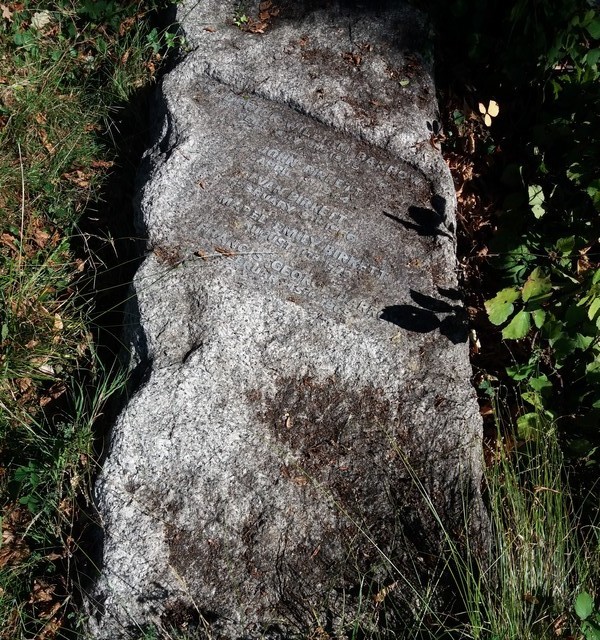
[{"left": 478, "top": 100, "right": 499, "bottom": 126}]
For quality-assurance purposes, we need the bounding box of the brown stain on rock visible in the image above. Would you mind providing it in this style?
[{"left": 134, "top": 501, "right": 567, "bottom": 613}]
[
  {"left": 247, "top": 375, "right": 419, "bottom": 560},
  {"left": 161, "top": 376, "right": 446, "bottom": 635}
]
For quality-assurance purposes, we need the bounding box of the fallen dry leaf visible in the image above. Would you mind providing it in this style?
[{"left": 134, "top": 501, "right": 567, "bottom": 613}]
[
  {"left": 214, "top": 246, "right": 237, "bottom": 257},
  {"left": 153, "top": 245, "right": 183, "bottom": 266},
  {"left": 0, "top": 506, "right": 31, "bottom": 568},
  {"left": 30, "top": 580, "right": 56, "bottom": 604},
  {"left": 373, "top": 581, "right": 399, "bottom": 604},
  {"left": 342, "top": 51, "right": 362, "bottom": 66},
  {"left": 31, "top": 10, "right": 52, "bottom": 31},
  {"left": 552, "top": 612, "right": 568, "bottom": 637},
  {"left": 37, "top": 614, "right": 62, "bottom": 639},
  {"left": 90, "top": 159, "right": 114, "bottom": 169},
  {"left": 119, "top": 15, "right": 136, "bottom": 36},
  {"left": 1, "top": 4, "right": 12, "bottom": 21},
  {"left": 240, "top": 1, "right": 279, "bottom": 34},
  {"left": 57, "top": 498, "right": 72, "bottom": 517},
  {"left": 204, "top": 26, "right": 216, "bottom": 32},
  {"left": 33, "top": 228, "right": 51, "bottom": 248},
  {"left": 0, "top": 232, "right": 18, "bottom": 253},
  {"left": 62, "top": 169, "right": 90, "bottom": 188},
  {"left": 247, "top": 21, "right": 267, "bottom": 33},
  {"left": 17, "top": 377, "right": 33, "bottom": 393},
  {"left": 76, "top": 333, "right": 92, "bottom": 357},
  {"left": 577, "top": 247, "right": 592, "bottom": 274},
  {"left": 39, "top": 382, "right": 66, "bottom": 407}
]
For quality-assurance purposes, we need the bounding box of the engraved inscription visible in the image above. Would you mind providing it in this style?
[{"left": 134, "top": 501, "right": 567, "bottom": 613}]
[{"left": 177, "top": 80, "right": 433, "bottom": 323}]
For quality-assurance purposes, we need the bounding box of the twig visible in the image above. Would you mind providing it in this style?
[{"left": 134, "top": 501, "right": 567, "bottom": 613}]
[
  {"left": 191, "top": 250, "right": 275, "bottom": 261},
  {"left": 17, "top": 141, "right": 25, "bottom": 270}
]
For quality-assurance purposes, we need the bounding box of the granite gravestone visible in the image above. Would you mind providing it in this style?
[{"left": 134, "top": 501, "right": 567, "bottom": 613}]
[{"left": 88, "top": 1, "right": 488, "bottom": 637}]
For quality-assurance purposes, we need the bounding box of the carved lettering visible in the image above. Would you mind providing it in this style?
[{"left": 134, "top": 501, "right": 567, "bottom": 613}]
[{"left": 190, "top": 84, "right": 431, "bottom": 322}]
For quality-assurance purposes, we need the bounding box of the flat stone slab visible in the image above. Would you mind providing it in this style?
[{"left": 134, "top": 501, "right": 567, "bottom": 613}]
[{"left": 88, "top": 2, "right": 487, "bottom": 638}]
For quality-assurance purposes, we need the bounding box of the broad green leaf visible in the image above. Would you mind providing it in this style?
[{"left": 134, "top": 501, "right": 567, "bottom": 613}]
[
  {"left": 531, "top": 309, "right": 546, "bottom": 329},
  {"left": 517, "top": 412, "right": 539, "bottom": 440},
  {"left": 1, "top": 323, "right": 8, "bottom": 341},
  {"left": 569, "top": 437, "right": 595, "bottom": 457},
  {"left": 556, "top": 235, "right": 576, "bottom": 255},
  {"left": 566, "top": 305, "right": 588, "bottom": 325},
  {"left": 542, "top": 318, "right": 566, "bottom": 344},
  {"left": 575, "top": 333, "right": 594, "bottom": 350},
  {"left": 585, "top": 360, "right": 600, "bottom": 383},
  {"left": 575, "top": 592, "right": 594, "bottom": 620},
  {"left": 582, "top": 620, "right": 600, "bottom": 640},
  {"left": 587, "top": 179, "right": 600, "bottom": 204},
  {"left": 586, "top": 17, "right": 600, "bottom": 39},
  {"left": 485, "top": 287, "right": 520, "bottom": 325},
  {"left": 502, "top": 309, "right": 531, "bottom": 339},
  {"left": 522, "top": 391, "right": 543, "bottom": 409},
  {"left": 452, "top": 109, "right": 465, "bottom": 125},
  {"left": 529, "top": 375, "right": 552, "bottom": 393},
  {"left": 553, "top": 337, "right": 577, "bottom": 363},
  {"left": 507, "top": 361, "right": 537, "bottom": 380},
  {"left": 522, "top": 267, "right": 552, "bottom": 302},
  {"left": 586, "top": 48, "right": 600, "bottom": 67},
  {"left": 589, "top": 298, "right": 600, "bottom": 321},
  {"left": 528, "top": 184, "right": 545, "bottom": 218},
  {"left": 567, "top": 164, "right": 583, "bottom": 184}
]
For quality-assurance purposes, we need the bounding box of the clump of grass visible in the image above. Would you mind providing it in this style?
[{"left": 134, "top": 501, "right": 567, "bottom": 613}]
[
  {"left": 422, "top": 404, "right": 600, "bottom": 640},
  {"left": 0, "top": 1, "right": 182, "bottom": 637}
]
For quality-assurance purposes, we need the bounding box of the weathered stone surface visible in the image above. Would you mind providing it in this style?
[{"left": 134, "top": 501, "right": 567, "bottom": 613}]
[{"left": 88, "top": 1, "right": 487, "bottom": 638}]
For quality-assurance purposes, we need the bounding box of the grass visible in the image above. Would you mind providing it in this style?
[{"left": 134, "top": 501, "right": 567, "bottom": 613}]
[
  {"left": 0, "top": 1, "right": 181, "bottom": 637},
  {"left": 438, "top": 412, "right": 600, "bottom": 640}
]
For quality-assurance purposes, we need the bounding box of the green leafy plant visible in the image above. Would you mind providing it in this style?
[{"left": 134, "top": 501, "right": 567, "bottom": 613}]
[
  {"left": 233, "top": 11, "right": 249, "bottom": 28},
  {"left": 575, "top": 591, "right": 600, "bottom": 640}
]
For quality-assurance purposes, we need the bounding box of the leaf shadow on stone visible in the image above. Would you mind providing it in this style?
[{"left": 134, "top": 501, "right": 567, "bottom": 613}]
[
  {"left": 384, "top": 194, "right": 454, "bottom": 240},
  {"left": 380, "top": 287, "right": 469, "bottom": 344}
]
